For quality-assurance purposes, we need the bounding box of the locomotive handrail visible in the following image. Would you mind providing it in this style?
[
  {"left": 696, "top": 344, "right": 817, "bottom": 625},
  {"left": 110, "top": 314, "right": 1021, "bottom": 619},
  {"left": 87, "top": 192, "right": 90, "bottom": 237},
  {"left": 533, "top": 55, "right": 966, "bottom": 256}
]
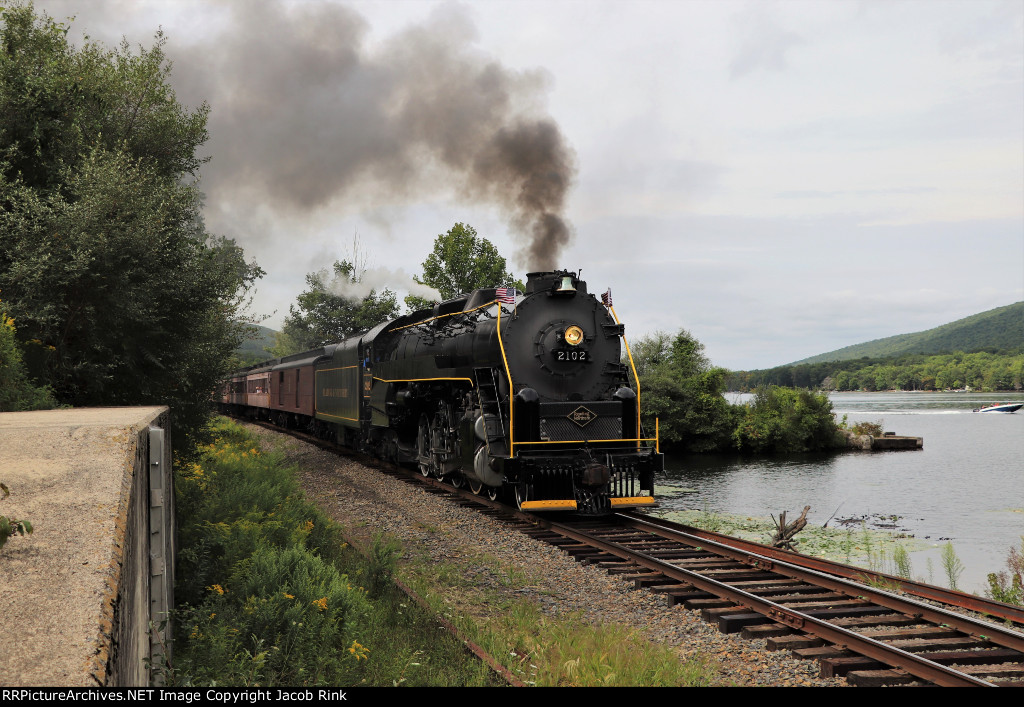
[
  {"left": 606, "top": 304, "right": 643, "bottom": 441},
  {"left": 317, "top": 411, "right": 360, "bottom": 422},
  {"left": 514, "top": 438, "right": 658, "bottom": 445},
  {"left": 496, "top": 303, "right": 515, "bottom": 458},
  {"left": 385, "top": 298, "right": 504, "bottom": 333},
  {"left": 372, "top": 376, "right": 475, "bottom": 386}
]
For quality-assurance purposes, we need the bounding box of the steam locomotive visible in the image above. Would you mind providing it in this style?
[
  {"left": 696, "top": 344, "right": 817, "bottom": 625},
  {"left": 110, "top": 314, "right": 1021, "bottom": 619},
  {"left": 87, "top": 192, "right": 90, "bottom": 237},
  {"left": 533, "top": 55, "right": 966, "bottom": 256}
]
[{"left": 221, "top": 270, "right": 662, "bottom": 514}]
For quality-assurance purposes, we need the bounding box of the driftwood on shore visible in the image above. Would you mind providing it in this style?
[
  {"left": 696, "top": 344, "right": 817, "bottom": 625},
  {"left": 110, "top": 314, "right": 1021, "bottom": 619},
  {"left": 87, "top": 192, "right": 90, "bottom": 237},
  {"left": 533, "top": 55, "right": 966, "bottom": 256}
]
[{"left": 771, "top": 505, "right": 810, "bottom": 550}]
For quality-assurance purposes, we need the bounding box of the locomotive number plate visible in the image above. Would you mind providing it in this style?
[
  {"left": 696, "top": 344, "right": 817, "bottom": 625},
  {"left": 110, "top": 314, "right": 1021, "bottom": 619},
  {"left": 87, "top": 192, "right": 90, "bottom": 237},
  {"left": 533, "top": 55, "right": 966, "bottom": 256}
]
[{"left": 556, "top": 350, "right": 589, "bottom": 361}]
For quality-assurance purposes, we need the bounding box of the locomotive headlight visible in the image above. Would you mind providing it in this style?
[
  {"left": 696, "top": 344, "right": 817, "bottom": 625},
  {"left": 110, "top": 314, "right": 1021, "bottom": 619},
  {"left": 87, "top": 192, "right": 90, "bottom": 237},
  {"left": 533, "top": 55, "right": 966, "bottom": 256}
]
[{"left": 563, "top": 325, "right": 584, "bottom": 346}]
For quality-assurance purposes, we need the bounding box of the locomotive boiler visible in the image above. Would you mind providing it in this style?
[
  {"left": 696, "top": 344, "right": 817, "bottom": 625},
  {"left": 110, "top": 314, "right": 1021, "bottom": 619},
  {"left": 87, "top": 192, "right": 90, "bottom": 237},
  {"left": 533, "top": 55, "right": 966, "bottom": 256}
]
[{"left": 222, "top": 270, "right": 662, "bottom": 515}]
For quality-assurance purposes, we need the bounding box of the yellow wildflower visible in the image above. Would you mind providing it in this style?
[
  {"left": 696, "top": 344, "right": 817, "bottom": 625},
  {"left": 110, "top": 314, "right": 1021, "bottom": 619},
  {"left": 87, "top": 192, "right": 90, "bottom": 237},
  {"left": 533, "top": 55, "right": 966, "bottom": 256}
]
[
  {"left": 312, "top": 597, "right": 328, "bottom": 611},
  {"left": 207, "top": 584, "right": 226, "bottom": 595},
  {"left": 283, "top": 592, "right": 295, "bottom": 599},
  {"left": 348, "top": 640, "right": 369, "bottom": 661}
]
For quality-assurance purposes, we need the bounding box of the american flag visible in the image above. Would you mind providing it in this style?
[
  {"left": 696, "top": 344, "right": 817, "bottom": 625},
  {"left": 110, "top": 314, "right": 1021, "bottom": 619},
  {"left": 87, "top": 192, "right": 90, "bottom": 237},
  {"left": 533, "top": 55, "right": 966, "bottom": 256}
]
[
  {"left": 496, "top": 287, "right": 516, "bottom": 304},
  {"left": 601, "top": 288, "right": 612, "bottom": 306}
]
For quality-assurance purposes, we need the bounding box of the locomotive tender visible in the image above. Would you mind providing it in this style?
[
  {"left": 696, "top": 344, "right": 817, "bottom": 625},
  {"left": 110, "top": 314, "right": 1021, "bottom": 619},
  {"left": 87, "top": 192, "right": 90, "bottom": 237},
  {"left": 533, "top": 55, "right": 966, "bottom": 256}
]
[{"left": 221, "top": 270, "right": 662, "bottom": 514}]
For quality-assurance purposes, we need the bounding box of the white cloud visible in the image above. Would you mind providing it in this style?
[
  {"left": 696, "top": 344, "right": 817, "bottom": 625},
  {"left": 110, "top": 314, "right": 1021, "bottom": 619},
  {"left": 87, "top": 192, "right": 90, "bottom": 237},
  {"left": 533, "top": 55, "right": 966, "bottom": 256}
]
[{"left": 30, "top": 0, "right": 1024, "bottom": 369}]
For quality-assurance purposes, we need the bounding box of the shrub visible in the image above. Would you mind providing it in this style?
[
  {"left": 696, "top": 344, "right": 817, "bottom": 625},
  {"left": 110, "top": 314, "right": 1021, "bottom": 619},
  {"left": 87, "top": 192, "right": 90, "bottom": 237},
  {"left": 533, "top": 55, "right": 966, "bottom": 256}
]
[
  {"left": 178, "top": 545, "right": 370, "bottom": 685},
  {"left": 0, "top": 482, "right": 32, "bottom": 550},
  {"left": 732, "top": 386, "right": 844, "bottom": 454},
  {"left": 173, "top": 418, "right": 369, "bottom": 685},
  {"left": 175, "top": 422, "right": 344, "bottom": 605},
  {"left": 851, "top": 420, "right": 884, "bottom": 437},
  {"left": 986, "top": 538, "right": 1024, "bottom": 606},
  {"left": 0, "top": 299, "right": 57, "bottom": 412}
]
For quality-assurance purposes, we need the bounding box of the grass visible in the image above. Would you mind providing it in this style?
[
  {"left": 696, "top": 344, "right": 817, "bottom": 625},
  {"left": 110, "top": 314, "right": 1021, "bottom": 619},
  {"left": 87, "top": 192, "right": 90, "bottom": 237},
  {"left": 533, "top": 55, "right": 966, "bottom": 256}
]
[
  {"left": 670, "top": 508, "right": 1021, "bottom": 599},
  {"left": 401, "top": 554, "right": 717, "bottom": 686},
  {"left": 174, "top": 416, "right": 718, "bottom": 686},
  {"left": 653, "top": 507, "right": 933, "bottom": 580},
  {"left": 171, "top": 417, "right": 497, "bottom": 686},
  {"left": 941, "top": 541, "right": 965, "bottom": 592},
  {"left": 893, "top": 544, "right": 913, "bottom": 579}
]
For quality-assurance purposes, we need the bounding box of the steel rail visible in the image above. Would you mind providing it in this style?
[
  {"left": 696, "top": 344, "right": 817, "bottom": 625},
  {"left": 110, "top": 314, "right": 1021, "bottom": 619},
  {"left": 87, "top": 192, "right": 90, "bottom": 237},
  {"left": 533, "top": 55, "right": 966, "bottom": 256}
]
[
  {"left": 620, "top": 510, "right": 1024, "bottom": 627},
  {"left": 536, "top": 516, "right": 1002, "bottom": 687},
  {"left": 615, "top": 513, "right": 1024, "bottom": 656}
]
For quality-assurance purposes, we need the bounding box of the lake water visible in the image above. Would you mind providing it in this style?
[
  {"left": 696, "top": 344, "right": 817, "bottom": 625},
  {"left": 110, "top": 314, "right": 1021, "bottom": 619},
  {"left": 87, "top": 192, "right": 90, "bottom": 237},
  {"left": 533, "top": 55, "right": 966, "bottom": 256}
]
[{"left": 656, "top": 391, "right": 1024, "bottom": 594}]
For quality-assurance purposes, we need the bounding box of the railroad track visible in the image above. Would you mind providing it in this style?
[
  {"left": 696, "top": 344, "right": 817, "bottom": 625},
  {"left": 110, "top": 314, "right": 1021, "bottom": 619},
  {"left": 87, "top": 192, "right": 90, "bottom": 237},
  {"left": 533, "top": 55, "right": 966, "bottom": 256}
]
[
  {"left": 614, "top": 510, "right": 1024, "bottom": 627},
  {"left": 531, "top": 513, "right": 1024, "bottom": 687},
  {"left": 239, "top": 417, "right": 1024, "bottom": 687}
]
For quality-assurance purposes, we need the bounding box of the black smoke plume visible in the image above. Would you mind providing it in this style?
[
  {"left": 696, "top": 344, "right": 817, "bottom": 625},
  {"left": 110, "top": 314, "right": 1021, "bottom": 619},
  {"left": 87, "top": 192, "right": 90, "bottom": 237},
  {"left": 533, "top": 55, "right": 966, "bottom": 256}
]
[{"left": 76, "top": 1, "right": 578, "bottom": 271}]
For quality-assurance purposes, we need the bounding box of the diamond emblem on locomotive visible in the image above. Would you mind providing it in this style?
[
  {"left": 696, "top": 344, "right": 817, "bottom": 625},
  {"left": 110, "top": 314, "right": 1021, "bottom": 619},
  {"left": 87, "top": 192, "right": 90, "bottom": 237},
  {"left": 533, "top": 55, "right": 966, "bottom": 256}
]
[{"left": 567, "top": 405, "right": 597, "bottom": 427}]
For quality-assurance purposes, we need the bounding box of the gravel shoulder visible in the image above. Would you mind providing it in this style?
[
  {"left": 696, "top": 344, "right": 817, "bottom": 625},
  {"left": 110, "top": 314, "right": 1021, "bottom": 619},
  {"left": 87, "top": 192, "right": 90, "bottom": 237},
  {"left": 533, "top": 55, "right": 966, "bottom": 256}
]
[{"left": 245, "top": 422, "right": 847, "bottom": 687}]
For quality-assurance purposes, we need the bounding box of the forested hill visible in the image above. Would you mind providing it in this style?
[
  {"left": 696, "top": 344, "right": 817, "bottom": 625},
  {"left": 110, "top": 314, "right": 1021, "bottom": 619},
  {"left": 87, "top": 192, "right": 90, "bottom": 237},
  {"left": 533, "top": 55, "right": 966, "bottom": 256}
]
[
  {"left": 789, "top": 301, "right": 1024, "bottom": 365},
  {"left": 728, "top": 301, "right": 1024, "bottom": 391},
  {"left": 235, "top": 325, "right": 278, "bottom": 365}
]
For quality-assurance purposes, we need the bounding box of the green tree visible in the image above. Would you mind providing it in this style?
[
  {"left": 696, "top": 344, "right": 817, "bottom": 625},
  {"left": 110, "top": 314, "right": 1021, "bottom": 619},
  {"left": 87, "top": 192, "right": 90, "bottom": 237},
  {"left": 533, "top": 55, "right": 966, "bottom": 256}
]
[
  {"left": 633, "top": 329, "right": 735, "bottom": 453},
  {"left": 408, "top": 223, "right": 522, "bottom": 309},
  {"left": 0, "top": 6, "right": 208, "bottom": 194},
  {"left": 0, "top": 297, "right": 57, "bottom": 411},
  {"left": 627, "top": 330, "right": 673, "bottom": 377},
  {"left": 277, "top": 260, "right": 400, "bottom": 353},
  {"left": 0, "top": 5, "right": 261, "bottom": 448}
]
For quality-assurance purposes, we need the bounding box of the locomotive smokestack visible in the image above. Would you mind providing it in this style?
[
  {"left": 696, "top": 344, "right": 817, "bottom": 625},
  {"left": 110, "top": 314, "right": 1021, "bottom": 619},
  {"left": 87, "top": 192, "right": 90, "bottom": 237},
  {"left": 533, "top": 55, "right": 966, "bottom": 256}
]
[{"left": 160, "top": 1, "right": 577, "bottom": 270}]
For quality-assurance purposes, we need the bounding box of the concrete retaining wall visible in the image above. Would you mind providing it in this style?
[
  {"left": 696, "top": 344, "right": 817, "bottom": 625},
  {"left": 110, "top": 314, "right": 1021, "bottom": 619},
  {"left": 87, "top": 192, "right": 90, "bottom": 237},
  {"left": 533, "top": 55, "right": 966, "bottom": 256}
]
[{"left": 0, "top": 407, "right": 174, "bottom": 686}]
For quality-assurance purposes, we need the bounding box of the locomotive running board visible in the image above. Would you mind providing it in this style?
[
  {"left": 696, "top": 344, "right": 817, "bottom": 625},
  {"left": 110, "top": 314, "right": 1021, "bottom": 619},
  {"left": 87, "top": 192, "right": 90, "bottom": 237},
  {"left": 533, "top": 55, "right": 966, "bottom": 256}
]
[
  {"left": 610, "top": 497, "right": 656, "bottom": 508},
  {"left": 520, "top": 497, "right": 655, "bottom": 512},
  {"left": 520, "top": 499, "right": 578, "bottom": 512}
]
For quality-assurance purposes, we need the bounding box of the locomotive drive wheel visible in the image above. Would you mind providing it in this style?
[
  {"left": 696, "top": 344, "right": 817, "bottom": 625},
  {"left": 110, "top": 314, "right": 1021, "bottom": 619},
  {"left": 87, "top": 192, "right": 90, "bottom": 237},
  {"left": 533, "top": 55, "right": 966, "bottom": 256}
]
[
  {"left": 450, "top": 473, "right": 464, "bottom": 489},
  {"left": 416, "top": 415, "right": 433, "bottom": 477},
  {"left": 487, "top": 486, "right": 500, "bottom": 502},
  {"left": 428, "top": 403, "right": 456, "bottom": 480},
  {"left": 468, "top": 478, "right": 483, "bottom": 495}
]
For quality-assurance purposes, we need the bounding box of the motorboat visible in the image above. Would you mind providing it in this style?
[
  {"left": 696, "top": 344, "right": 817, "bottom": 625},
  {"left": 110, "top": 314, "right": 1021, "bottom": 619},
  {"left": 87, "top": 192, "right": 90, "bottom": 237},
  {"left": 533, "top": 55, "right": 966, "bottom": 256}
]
[{"left": 973, "top": 402, "right": 1023, "bottom": 413}]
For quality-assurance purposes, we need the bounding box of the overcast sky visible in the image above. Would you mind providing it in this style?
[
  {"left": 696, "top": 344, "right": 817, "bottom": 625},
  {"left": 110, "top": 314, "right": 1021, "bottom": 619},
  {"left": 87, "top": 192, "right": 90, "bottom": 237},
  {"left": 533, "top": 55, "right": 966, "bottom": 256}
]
[{"left": 32, "top": 0, "right": 1024, "bottom": 369}]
